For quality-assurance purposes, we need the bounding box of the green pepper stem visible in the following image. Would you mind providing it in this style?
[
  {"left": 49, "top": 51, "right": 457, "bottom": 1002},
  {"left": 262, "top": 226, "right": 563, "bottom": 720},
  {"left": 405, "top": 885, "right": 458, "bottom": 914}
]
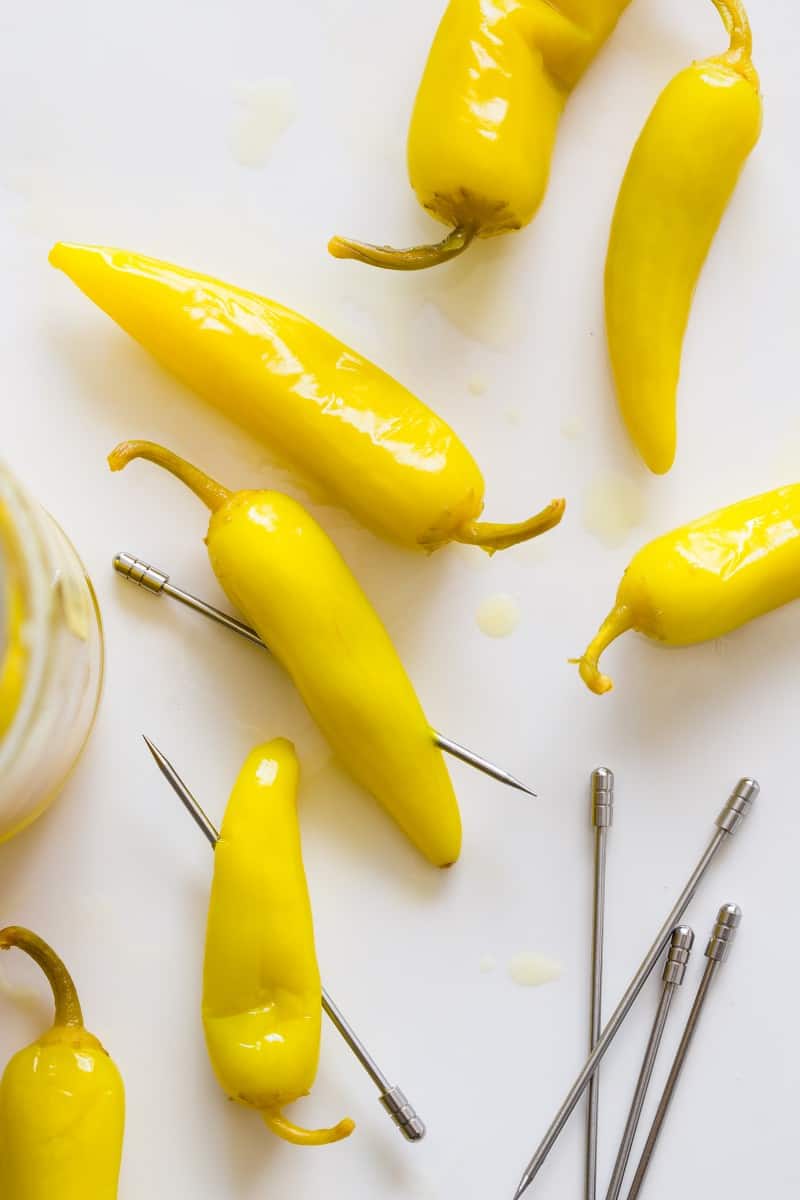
[
  {"left": 108, "top": 440, "right": 232, "bottom": 513},
  {"left": 570, "top": 603, "right": 634, "bottom": 695},
  {"left": 328, "top": 225, "right": 474, "bottom": 271},
  {"left": 712, "top": 0, "right": 758, "bottom": 84},
  {"left": 261, "top": 1108, "right": 356, "bottom": 1146},
  {"left": 0, "top": 927, "right": 84, "bottom": 1028},
  {"left": 446, "top": 497, "right": 566, "bottom": 555}
]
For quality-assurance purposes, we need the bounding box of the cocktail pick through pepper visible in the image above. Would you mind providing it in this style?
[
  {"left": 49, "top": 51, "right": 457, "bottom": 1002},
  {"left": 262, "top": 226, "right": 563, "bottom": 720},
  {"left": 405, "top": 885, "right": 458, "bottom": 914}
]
[
  {"left": 114, "top": 550, "right": 536, "bottom": 799},
  {"left": 0, "top": 927, "right": 125, "bottom": 1199},
  {"left": 109, "top": 440, "right": 462, "bottom": 867},
  {"left": 143, "top": 734, "right": 425, "bottom": 1142}
]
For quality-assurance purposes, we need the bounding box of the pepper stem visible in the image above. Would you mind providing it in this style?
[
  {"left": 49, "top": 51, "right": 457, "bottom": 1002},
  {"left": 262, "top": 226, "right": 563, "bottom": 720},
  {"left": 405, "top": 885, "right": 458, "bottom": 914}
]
[
  {"left": 0, "top": 927, "right": 83, "bottom": 1028},
  {"left": 328, "top": 226, "right": 474, "bottom": 271},
  {"left": 569, "top": 604, "right": 634, "bottom": 695},
  {"left": 261, "top": 1109, "right": 356, "bottom": 1147},
  {"left": 108, "top": 441, "right": 232, "bottom": 513},
  {"left": 446, "top": 497, "right": 566, "bottom": 555},
  {"left": 712, "top": 0, "right": 757, "bottom": 83}
]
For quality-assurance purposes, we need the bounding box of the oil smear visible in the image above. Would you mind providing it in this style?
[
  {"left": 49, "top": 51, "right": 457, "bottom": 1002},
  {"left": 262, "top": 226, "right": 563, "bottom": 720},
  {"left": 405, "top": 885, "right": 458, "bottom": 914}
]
[
  {"left": 561, "top": 415, "right": 585, "bottom": 440},
  {"left": 477, "top": 594, "right": 520, "bottom": 639},
  {"left": 583, "top": 472, "right": 646, "bottom": 549},
  {"left": 509, "top": 952, "right": 562, "bottom": 988},
  {"left": 479, "top": 954, "right": 497, "bottom": 974},
  {"left": 230, "top": 80, "right": 296, "bottom": 167}
]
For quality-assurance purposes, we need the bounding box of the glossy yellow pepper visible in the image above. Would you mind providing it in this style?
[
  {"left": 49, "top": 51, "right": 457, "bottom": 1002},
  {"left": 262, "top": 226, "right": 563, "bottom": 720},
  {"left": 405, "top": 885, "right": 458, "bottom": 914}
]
[
  {"left": 575, "top": 484, "right": 800, "bottom": 694},
  {"left": 605, "top": 0, "right": 761, "bottom": 474},
  {"left": 329, "top": 0, "right": 631, "bottom": 270},
  {"left": 51, "top": 242, "right": 564, "bottom": 553},
  {"left": 108, "top": 440, "right": 462, "bottom": 867},
  {"left": 0, "top": 927, "right": 125, "bottom": 1199},
  {"left": 203, "top": 739, "right": 354, "bottom": 1146},
  {"left": 0, "top": 566, "right": 26, "bottom": 740}
]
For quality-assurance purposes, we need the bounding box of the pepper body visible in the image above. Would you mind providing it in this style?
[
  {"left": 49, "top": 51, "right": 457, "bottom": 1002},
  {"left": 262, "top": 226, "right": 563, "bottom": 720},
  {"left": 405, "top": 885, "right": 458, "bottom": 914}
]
[
  {"left": 329, "top": 0, "right": 630, "bottom": 269},
  {"left": 576, "top": 484, "right": 800, "bottom": 694},
  {"left": 203, "top": 740, "right": 353, "bottom": 1145},
  {"left": 605, "top": 0, "right": 761, "bottom": 474},
  {"left": 108, "top": 441, "right": 463, "bottom": 867},
  {"left": 0, "top": 928, "right": 125, "bottom": 1200},
  {"left": 50, "top": 242, "right": 564, "bottom": 553}
]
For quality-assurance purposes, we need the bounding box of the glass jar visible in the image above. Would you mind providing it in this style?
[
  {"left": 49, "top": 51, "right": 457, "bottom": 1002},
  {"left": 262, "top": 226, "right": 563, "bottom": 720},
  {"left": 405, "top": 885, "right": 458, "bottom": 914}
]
[{"left": 0, "top": 463, "right": 103, "bottom": 841}]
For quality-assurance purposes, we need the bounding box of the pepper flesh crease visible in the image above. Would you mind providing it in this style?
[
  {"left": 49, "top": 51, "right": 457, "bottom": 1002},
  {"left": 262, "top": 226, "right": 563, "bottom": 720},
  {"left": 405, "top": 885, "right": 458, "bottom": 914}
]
[
  {"left": 108, "top": 440, "right": 463, "bottom": 868},
  {"left": 329, "top": 0, "right": 631, "bottom": 269},
  {"left": 203, "top": 740, "right": 354, "bottom": 1146},
  {"left": 50, "top": 242, "right": 564, "bottom": 553},
  {"left": 574, "top": 484, "right": 800, "bottom": 694},
  {"left": 605, "top": 0, "right": 762, "bottom": 474},
  {"left": 0, "top": 927, "right": 125, "bottom": 1200}
]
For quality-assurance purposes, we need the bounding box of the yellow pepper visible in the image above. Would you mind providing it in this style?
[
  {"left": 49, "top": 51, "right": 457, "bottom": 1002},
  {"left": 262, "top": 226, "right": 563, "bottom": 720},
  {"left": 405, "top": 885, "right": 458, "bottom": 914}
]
[
  {"left": 329, "top": 0, "right": 631, "bottom": 270},
  {"left": 50, "top": 242, "right": 564, "bottom": 554},
  {"left": 108, "top": 440, "right": 462, "bottom": 867},
  {"left": 575, "top": 484, "right": 800, "bottom": 694},
  {"left": 0, "top": 565, "right": 27, "bottom": 740},
  {"left": 605, "top": 0, "right": 761, "bottom": 474},
  {"left": 203, "top": 739, "right": 354, "bottom": 1146},
  {"left": 0, "top": 927, "right": 125, "bottom": 1199}
]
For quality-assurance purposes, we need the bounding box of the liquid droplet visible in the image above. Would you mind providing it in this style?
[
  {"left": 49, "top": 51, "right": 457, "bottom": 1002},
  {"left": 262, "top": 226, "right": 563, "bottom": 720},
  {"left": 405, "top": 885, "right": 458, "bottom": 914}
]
[
  {"left": 230, "top": 80, "right": 296, "bottom": 168},
  {"left": 509, "top": 952, "right": 562, "bottom": 987},
  {"left": 583, "top": 473, "right": 646, "bottom": 549},
  {"left": 476, "top": 594, "right": 520, "bottom": 638}
]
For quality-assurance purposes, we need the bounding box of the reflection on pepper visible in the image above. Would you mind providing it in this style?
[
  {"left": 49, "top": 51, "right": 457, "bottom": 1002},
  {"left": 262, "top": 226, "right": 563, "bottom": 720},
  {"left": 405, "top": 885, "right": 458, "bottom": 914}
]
[
  {"left": 203, "top": 740, "right": 354, "bottom": 1146},
  {"left": 108, "top": 440, "right": 463, "bottom": 868},
  {"left": 51, "top": 242, "right": 564, "bottom": 554},
  {"left": 574, "top": 485, "right": 800, "bottom": 694},
  {"left": 0, "top": 927, "right": 125, "bottom": 1199},
  {"left": 330, "top": 0, "right": 631, "bottom": 270}
]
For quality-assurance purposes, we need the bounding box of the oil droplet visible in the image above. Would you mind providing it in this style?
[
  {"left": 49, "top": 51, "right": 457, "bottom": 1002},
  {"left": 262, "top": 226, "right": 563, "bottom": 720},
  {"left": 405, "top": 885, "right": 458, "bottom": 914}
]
[
  {"left": 230, "top": 80, "right": 296, "bottom": 167},
  {"left": 505, "top": 409, "right": 522, "bottom": 427},
  {"left": 583, "top": 473, "right": 646, "bottom": 549},
  {"left": 561, "top": 415, "right": 585, "bottom": 440},
  {"left": 468, "top": 374, "right": 488, "bottom": 396},
  {"left": 479, "top": 954, "right": 496, "bottom": 974},
  {"left": 476, "top": 594, "right": 520, "bottom": 638},
  {"left": 509, "top": 952, "right": 562, "bottom": 988}
]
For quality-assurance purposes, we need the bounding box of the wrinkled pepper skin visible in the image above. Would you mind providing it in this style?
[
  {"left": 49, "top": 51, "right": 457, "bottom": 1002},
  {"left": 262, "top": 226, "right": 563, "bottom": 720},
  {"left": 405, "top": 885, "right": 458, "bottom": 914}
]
[
  {"left": 108, "top": 441, "right": 463, "bottom": 867},
  {"left": 50, "top": 243, "right": 564, "bottom": 553},
  {"left": 605, "top": 0, "right": 761, "bottom": 474},
  {"left": 329, "top": 0, "right": 631, "bottom": 270},
  {"left": 0, "top": 928, "right": 125, "bottom": 1200},
  {"left": 575, "top": 485, "right": 800, "bottom": 694},
  {"left": 203, "top": 740, "right": 354, "bottom": 1146}
]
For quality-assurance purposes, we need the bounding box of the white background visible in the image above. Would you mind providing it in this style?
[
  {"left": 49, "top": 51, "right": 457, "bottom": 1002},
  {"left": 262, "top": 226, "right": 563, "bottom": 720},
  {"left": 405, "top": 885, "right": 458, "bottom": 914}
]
[{"left": 1, "top": 1, "right": 798, "bottom": 1196}]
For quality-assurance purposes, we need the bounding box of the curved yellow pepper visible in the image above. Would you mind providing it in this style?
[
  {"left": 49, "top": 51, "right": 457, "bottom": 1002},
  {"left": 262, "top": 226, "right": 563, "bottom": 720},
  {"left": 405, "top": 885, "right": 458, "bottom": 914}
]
[
  {"left": 605, "top": 0, "right": 761, "bottom": 474},
  {"left": 0, "top": 927, "right": 125, "bottom": 1199},
  {"left": 0, "top": 565, "right": 27, "bottom": 740},
  {"left": 203, "top": 739, "right": 354, "bottom": 1146},
  {"left": 575, "top": 484, "right": 800, "bottom": 694},
  {"left": 108, "top": 440, "right": 462, "bottom": 867},
  {"left": 329, "top": 0, "right": 631, "bottom": 270},
  {"left": 50, "top": 242, "right": 564, "bottom": 554}
]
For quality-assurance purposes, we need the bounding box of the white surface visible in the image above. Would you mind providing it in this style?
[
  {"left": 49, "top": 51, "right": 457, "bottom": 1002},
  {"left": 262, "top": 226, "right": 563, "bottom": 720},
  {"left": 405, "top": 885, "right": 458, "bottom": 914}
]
[{"left": 0, "top": 1, "right": 798, "bottom": 1196}]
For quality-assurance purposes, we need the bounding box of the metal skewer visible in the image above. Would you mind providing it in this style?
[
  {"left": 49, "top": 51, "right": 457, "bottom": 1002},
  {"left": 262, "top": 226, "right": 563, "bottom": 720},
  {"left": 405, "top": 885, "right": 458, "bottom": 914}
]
[
  {"left": 116, "top": 553, "right": 535, "bottom": 797},
  {"left": 512, "top": 778, "right": 758, "bottom": 1199},
  {"left": 624, "top": 904, "right": 742, "bottom": 1200},
  {"left": 142, "top": 733, "right": 426, "bottom": 1143},
  {"left": 586, "top": 768, "right": 614, "bottom": 1200},
  {"left": 604, "top": 926, "right": 694, "bottom": 1200}
]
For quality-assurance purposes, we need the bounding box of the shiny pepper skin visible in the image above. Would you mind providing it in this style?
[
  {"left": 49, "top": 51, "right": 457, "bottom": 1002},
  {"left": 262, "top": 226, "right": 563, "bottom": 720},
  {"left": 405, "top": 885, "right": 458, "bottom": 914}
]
[
  {"left": 605, "top": 0, "right": 762, "bottom": 474},
  {"left": 108, "top": 441, "right": 463, "bottom": 868},
  {"left": 575, "top": 484, "right": 800, "bottom": 694},
  {"left": 50, "top": 242, "right": 564, "bottom": 554},
  {"left": 0, "top": 928, "right": 125, "bottom": 1200},
  {"left": 329, "top": 0, "right": 631, "bottom": 270},
  {"left": 203, "top": 740, "right": 354, "bottom": 1146}
]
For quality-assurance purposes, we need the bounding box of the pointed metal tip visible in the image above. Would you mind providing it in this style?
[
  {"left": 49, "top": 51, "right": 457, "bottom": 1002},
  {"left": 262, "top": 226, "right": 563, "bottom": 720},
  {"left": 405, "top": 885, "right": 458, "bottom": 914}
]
[
  {"left": 515, "top": 780, "right": 538, "bottom": 798},
  {"left": 142, "top": 734, "right": 164, "bottom": 763}
]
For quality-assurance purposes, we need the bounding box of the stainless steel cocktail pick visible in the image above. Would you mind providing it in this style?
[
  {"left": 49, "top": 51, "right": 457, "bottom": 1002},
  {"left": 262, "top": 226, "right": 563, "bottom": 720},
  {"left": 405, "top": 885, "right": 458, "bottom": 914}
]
[
  {"left": 115, "top": 551, "right": 536, "bottom": 797},
  {"left": 586, "top": 767, "right": 614, "bottom": 1200},
  {"left": 604, "top": 926, "right": 695, "bottom": 1200},
  {"left": 142, "top": 733, "right": 426, "bottom": 1143},
  {"left": 512, "top": 779, "right": 758, "bottom": 1199},
  {"left": 624, "top": 904, "right": 742, "bottom": 1199}
]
